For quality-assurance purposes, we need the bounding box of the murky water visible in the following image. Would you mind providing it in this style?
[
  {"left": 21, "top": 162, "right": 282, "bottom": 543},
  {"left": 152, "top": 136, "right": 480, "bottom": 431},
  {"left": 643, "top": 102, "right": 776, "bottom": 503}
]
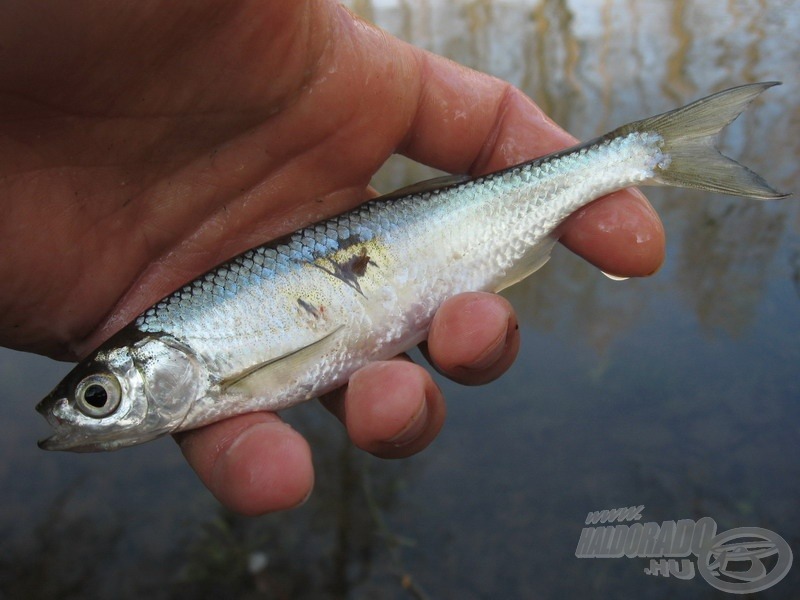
[{"left": 1, "top": 1, "right": 798, "bottom": 598}]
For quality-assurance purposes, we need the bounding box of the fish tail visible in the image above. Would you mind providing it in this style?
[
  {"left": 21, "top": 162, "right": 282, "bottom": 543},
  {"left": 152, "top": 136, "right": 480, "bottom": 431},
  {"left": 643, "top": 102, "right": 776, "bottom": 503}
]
[{"left": 618, "top": 82, "right": 789, "bottom": 199}]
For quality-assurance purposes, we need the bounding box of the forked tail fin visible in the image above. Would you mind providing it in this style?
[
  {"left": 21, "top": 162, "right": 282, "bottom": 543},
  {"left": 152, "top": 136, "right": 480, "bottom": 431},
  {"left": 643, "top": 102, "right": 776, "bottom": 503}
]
[{"left": 616, "top": 82, "right": 789, "bottom": 199}]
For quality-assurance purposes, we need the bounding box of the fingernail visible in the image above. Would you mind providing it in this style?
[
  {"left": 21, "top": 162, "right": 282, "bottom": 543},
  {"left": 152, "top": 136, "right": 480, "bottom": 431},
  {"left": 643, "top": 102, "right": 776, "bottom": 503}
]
[{"left": 386, "top": 396, "right": 429, "bottom": 447}]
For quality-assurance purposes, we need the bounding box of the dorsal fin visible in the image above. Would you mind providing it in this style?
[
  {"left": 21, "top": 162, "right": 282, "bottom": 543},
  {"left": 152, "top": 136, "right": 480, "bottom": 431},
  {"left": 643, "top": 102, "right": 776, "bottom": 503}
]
[{"left": 377, "top": 173, "right": 472, "bottom": 201}]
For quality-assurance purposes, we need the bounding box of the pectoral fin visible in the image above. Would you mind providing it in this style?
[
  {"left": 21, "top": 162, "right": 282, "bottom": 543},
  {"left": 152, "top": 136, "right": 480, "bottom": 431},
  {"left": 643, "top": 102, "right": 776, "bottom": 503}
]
[{"left": 221, "top": 326, "right": 344, "bottom": 395}]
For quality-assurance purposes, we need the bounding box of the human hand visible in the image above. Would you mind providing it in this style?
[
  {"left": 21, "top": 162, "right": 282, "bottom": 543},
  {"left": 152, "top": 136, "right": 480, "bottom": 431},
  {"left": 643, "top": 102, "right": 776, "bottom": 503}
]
[{"left": 0, "top": 1, "right": 664, "bottom": 514}]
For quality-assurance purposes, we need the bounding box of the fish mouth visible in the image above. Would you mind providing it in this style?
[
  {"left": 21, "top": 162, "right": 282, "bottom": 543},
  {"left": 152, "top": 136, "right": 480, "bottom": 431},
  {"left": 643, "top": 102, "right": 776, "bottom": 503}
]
[
  {"left": 36, "top": 395, "right": 162, "bottom": 452},
  {"left": 35, "top": 394, "right": 101, "bottom": 452},
  {"left": 37, "top": 433, "right": 112, "bottom": 453},
  {"left": 38, "top": 430, "right": 163, "bottom": 453},
  {"left": 36, "top": 427, "right": 97, "bottom": 453},
  {"left": 37, "top": 433, "right": 82, "bottom": 452},
  {"left": 36, "top": 395, "right": 64, "bottom": 450},
  {"left": 36, "top": 426, "right": 119, "bottom": 453}
]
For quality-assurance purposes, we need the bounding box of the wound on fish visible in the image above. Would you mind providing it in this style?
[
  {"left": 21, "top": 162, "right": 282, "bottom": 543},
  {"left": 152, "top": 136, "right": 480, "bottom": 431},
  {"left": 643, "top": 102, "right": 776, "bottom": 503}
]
[
  {"left": 313, "top": 244, "right": 374, "bottom": 296},
  {"left": 348, "top": 247, "right": 371, "bottom": 277},
  {"left": 297, "top": 298, "right": 321, "bottom": 319}
]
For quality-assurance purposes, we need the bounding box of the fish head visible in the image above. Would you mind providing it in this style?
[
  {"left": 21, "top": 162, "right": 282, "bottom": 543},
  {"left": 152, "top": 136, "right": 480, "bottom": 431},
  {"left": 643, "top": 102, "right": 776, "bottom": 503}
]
[{"left": 36, "top": 330, "right": 207, "bottom": 452}]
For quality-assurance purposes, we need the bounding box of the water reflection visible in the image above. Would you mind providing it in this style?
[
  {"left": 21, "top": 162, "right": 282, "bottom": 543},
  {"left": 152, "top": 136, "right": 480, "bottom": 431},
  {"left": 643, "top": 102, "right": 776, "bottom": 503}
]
[
  {"left": 1, "top": 0, "right": 799, "bottom": 598},
  {"left": 173, "top": 422, "right": 430, "bottom": 599},
  {"left": 791, "top": 248, "right": 800, "bottom": 299},
  {"left": 674, "top": 199, "right": 787, "bottom": 334},
  {"left": 0, "top": 480, "right": 123, "bottom": 599},
  {"left": 368, "top": 0, "right": 798, "bottom": 345}
]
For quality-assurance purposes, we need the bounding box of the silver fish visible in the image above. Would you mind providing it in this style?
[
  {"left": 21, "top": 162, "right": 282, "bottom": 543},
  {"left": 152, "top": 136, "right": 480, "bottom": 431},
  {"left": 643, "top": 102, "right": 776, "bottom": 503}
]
[{"left": 37, "top": 83, "right": 788, "bottom": 451}]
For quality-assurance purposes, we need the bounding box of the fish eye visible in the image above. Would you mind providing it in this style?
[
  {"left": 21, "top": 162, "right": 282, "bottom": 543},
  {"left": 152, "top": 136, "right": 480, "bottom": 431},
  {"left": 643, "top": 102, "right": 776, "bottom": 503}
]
[{"left": 74, "top": 374, "right": 122, "bottom": 418}]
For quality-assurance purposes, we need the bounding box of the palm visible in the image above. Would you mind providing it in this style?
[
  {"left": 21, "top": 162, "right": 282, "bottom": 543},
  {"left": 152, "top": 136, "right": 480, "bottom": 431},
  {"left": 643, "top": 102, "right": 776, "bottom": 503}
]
[{"left": 0, "top": 2, "right": 411, "bottom": 358}]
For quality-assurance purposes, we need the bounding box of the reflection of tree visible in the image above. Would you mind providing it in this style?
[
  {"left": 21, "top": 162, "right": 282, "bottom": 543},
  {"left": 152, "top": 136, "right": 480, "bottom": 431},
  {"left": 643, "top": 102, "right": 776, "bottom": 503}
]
[
  {"left": 0, "top": 409, "right": 425, "bottom": 599},
  {"left": 503, "top": 251, "right": 650, "bottom": 356},
  {"left": 366, "top": 0, "right": 798, "bottom": 351},
  {"left": 175, "top": 407, "right": 427, "bottom": 599},
  {"left": 790, "top": 248, "right": 800, "bottom": 301},
  {"left": 673, "top": 198, "right": 785, "bottom": 335},
  {"left": 0, "top": 482, "right": 122, "bottom": 599},
  {"left": 525, "top": 0, "right": 582, "bottom": 128}
]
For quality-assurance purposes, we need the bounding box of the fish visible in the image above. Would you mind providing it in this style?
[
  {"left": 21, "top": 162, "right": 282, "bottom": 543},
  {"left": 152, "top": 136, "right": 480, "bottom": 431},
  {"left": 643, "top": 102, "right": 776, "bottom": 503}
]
[{"left": 36, "top": 82, "right": 788, "bottom": 452}]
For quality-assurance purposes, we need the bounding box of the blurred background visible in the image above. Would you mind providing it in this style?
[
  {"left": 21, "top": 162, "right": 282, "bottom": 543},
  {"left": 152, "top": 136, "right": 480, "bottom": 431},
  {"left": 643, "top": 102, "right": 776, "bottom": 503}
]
[{"left": 1, "top": 1, "right": 798, "bottom": 598}]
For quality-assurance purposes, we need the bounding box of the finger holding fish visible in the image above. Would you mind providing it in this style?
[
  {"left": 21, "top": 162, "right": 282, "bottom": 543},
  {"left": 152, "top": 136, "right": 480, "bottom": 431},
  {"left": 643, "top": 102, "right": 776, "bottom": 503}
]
[
  {"left": 558, "top": 188, "right": 666, "bottom": 278},
  {"left": 323, "top": 359, "right": 446, "bottom": 459},
  {"left": 177, "top": 412, "right": 314, "bottom": 516},
  {"left": 423, "top": 292, "right": 520, "bottom": 386}
]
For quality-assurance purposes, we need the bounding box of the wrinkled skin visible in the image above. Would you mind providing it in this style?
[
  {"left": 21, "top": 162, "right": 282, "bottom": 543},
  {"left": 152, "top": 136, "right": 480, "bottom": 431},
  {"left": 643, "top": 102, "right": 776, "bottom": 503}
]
[{"left": 0, "top": 1, "right": 664, "bottom": 515}]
